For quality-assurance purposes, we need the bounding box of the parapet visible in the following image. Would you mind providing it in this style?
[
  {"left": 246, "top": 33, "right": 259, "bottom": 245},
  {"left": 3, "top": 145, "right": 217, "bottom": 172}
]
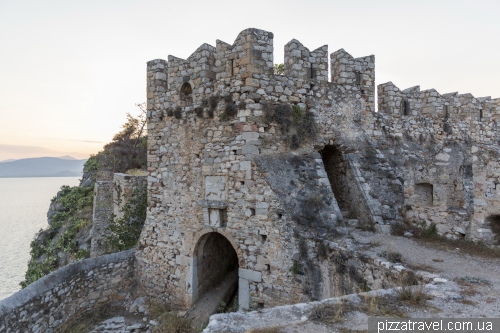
[
  {"left": 377, "top": 80, "right": 500, "bottom": 144},
  {"left": 146, "top": 28, "right": 376, "bottom": 114}
]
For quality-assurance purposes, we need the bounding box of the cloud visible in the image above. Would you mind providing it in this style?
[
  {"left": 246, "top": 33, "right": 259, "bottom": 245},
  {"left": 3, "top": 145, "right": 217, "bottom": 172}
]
[
  {"left": 45, "top": 138, "right": 103, "bottom": 143},
  {"left": 0, "top": 144, "right": 91, "bottom": 160},
  {"left": 80, "top": 140, "right": 103, "bottom": 143},
  {"left": 0, "top": 144, "right": 59, "bottom": 154}
]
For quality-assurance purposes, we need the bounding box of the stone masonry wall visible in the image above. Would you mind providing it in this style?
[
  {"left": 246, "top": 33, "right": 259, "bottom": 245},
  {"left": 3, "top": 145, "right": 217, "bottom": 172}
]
[
  {"left": 0, "top": 250, "right": 135, "bottom": 333},
  {"left": 91, "top": 174, "right": 147, "bottom": 257},
  {"left": 373, "top": 82, "right": 500, "bottom": 241},
  {"left": 91, "top": 180, "right": 113, "bottom": 257}
]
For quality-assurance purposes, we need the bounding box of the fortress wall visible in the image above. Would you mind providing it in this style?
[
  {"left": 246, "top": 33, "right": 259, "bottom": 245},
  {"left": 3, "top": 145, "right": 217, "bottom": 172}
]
[
  {"left": 0, "top": 250, "right": 135, "bottom": 333},
  {"left": 376, "top": 82, "right": 500, "bottom": 145},
  {"left": 215, "top": 29, "right": 274, "bottom": 82},
  {"left": 367, "top": 79, "right": 500, "bottom": 241},
  {"left": 471, "top": 145, "right": 500, "bottom": 243}
]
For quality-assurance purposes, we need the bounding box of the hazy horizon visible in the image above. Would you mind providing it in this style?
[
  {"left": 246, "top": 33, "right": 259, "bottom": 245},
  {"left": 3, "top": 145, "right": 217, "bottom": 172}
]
[{"left": 1, "top": 0, "right": 499, "bottom": 161}]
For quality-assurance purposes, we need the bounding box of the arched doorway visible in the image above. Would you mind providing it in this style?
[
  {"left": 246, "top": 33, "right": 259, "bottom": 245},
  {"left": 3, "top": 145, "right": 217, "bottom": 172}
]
[{"left": 190, "top": 232, "right": 239, "bottom": 311}]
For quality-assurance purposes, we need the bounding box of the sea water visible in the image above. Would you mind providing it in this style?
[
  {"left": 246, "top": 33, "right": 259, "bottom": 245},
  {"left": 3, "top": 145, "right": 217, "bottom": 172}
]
[{"left": 0, "top": 177, "right": 80, "bottom": 301}]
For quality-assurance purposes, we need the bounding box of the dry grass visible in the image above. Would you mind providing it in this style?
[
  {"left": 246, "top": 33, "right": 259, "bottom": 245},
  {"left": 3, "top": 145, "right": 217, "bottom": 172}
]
[
  {"left": 310, "top": 295, "right": 407, "bottom": 325},
  {"left": 149, "top": 301, "right": 193, "bottom": 333},
  {"left": 457, "top": 284, "right": 479, "bottom": 297},
  {"left": 457, "top": 299, "right": 478, "bottom": 306},
  {"left": 126, "top": 168, "right": 148, "bottom": 176},
  {"left": 396, "top": 284, "right": 431, "bottom": 306},
  {"left": 338, "top": 329, "right": 368, "bottom": 333},
  {"left": 405, "top": 262, "right": 439, "bottom": 273},
  {"left": 64, "top": 304, "right": 117, "bottom": 333},
  {"left": 246, "top": 328, "right": 285, "bottom": 333},
  {"left": 453, "top": 276, "right": 489, "bottom": 297}
]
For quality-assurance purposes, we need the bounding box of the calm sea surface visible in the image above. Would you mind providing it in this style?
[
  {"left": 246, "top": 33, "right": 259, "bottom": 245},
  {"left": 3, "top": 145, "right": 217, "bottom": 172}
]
[{"left": 0, "top": 177, "right": 80, "bottom": 301}]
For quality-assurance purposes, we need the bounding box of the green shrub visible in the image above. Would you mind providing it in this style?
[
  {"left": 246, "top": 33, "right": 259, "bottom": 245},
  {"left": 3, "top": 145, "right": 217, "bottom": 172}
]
[
  {"left": 273, "top": 63, "right": 285, "bottom": 75},
  {"left": 105, "top": 185, "right": 147, "bottom": 252}
]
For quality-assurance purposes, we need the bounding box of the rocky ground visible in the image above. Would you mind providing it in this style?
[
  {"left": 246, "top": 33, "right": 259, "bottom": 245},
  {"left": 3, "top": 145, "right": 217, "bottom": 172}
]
[{"left": 80, "top": 230, "right": 500, "bottom": 333}]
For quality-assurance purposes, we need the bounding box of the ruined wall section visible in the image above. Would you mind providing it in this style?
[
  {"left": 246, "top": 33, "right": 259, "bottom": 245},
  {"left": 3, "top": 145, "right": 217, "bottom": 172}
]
[
  {"left": 113, "top": 173, "right": 147, "bottom": 220},
  {"left": 139, "top": 28, "right": 386, "bottom": 309},
  {"left": 373, "top": 81, "right": 500, "bottom": 241},
  {"left": 91, "top": 174, "right": 147, "bottom": 257},
  {"left": 91, "top": 180, "right": 113, "bottom": 257}
]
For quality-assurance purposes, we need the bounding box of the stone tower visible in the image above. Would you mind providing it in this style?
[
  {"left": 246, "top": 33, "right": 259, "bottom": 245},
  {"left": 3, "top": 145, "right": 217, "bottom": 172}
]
[{"left": 136, "top": 28, "right": 381, "bottom": 310}]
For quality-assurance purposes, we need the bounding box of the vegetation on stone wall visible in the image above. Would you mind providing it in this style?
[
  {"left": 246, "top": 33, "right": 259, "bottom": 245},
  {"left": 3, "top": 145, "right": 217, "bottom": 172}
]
[
  {"left": 104, "top": 185, "right": 147, "bottom": 252},
  {"left": 21, "top": 185, "right": 94, "bottom": 287},
  {"left": 273, "top": 63, "right": 285, "bottom": 75},
  {"left": 264, "top": 103, "right": 317, "bottom": 149},
  {"left": 22, "top": 105, "right": 148, "bottom": 287}
]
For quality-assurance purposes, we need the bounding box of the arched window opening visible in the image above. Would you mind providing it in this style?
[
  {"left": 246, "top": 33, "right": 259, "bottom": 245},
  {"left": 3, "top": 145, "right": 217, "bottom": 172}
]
[{"left": 180, "top": 82, "right": 193, "bottom": 104}]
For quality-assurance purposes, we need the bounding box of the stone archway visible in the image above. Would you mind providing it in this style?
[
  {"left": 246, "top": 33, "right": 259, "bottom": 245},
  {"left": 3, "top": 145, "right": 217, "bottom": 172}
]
[{"left": 189, "top": 232, "right": 239, "bottom": 308}]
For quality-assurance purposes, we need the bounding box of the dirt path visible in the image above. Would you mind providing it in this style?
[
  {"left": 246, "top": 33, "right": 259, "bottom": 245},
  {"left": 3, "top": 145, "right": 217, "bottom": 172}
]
[{"left": 356, "top": 230, "right": 500, "bottom": 318}]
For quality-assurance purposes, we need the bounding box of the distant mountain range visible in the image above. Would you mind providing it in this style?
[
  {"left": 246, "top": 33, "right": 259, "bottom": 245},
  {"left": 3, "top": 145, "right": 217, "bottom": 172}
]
[{"left": 0, "top": 157, "right": 87, "bottom": 178}]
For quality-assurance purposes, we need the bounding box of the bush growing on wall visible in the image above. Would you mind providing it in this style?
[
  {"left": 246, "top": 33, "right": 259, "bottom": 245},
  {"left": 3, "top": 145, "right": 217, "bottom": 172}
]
[{"left": 104, "top": 185, "right": 147, "bottom": 252}]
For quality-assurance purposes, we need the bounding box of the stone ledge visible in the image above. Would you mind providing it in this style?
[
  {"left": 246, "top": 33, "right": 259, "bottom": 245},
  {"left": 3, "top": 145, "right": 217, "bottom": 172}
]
[{"left": 198, "top": 200, "right": 229, "bottom": 209}]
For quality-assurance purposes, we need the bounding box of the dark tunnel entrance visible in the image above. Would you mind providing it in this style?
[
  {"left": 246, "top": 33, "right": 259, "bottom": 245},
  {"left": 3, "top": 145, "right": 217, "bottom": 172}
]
[{"left": 191, "top": 232, "right": 239, "bottom": 319}]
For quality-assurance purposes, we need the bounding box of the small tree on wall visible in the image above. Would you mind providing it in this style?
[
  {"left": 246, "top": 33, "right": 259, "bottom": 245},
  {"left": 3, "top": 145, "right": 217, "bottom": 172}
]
[{"left": 274, "top": 63, "right": 285, "bottom": 75}]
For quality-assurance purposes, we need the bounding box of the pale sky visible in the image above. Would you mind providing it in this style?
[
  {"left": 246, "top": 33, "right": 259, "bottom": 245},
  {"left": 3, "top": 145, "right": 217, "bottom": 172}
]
[{"left": 0, "top": 0, "right": 498, "bottom": 161}]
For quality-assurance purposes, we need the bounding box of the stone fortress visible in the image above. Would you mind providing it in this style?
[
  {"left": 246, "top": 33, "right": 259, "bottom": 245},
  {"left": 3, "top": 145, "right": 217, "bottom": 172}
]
[
  {"left": 1, "top": 27, "right": 500, "bottom": 332},
  {"left": 140, "top": 27, "right": 500, "bottom": 310}
]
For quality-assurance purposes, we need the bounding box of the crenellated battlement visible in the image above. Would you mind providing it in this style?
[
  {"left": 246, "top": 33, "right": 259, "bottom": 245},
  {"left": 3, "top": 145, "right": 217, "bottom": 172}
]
[
  {"left": 146, "top": 28, "right": 376, "bottom": 119},
  {"left": 376, "top": 81, "right": 500, "bottom": 145}
]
